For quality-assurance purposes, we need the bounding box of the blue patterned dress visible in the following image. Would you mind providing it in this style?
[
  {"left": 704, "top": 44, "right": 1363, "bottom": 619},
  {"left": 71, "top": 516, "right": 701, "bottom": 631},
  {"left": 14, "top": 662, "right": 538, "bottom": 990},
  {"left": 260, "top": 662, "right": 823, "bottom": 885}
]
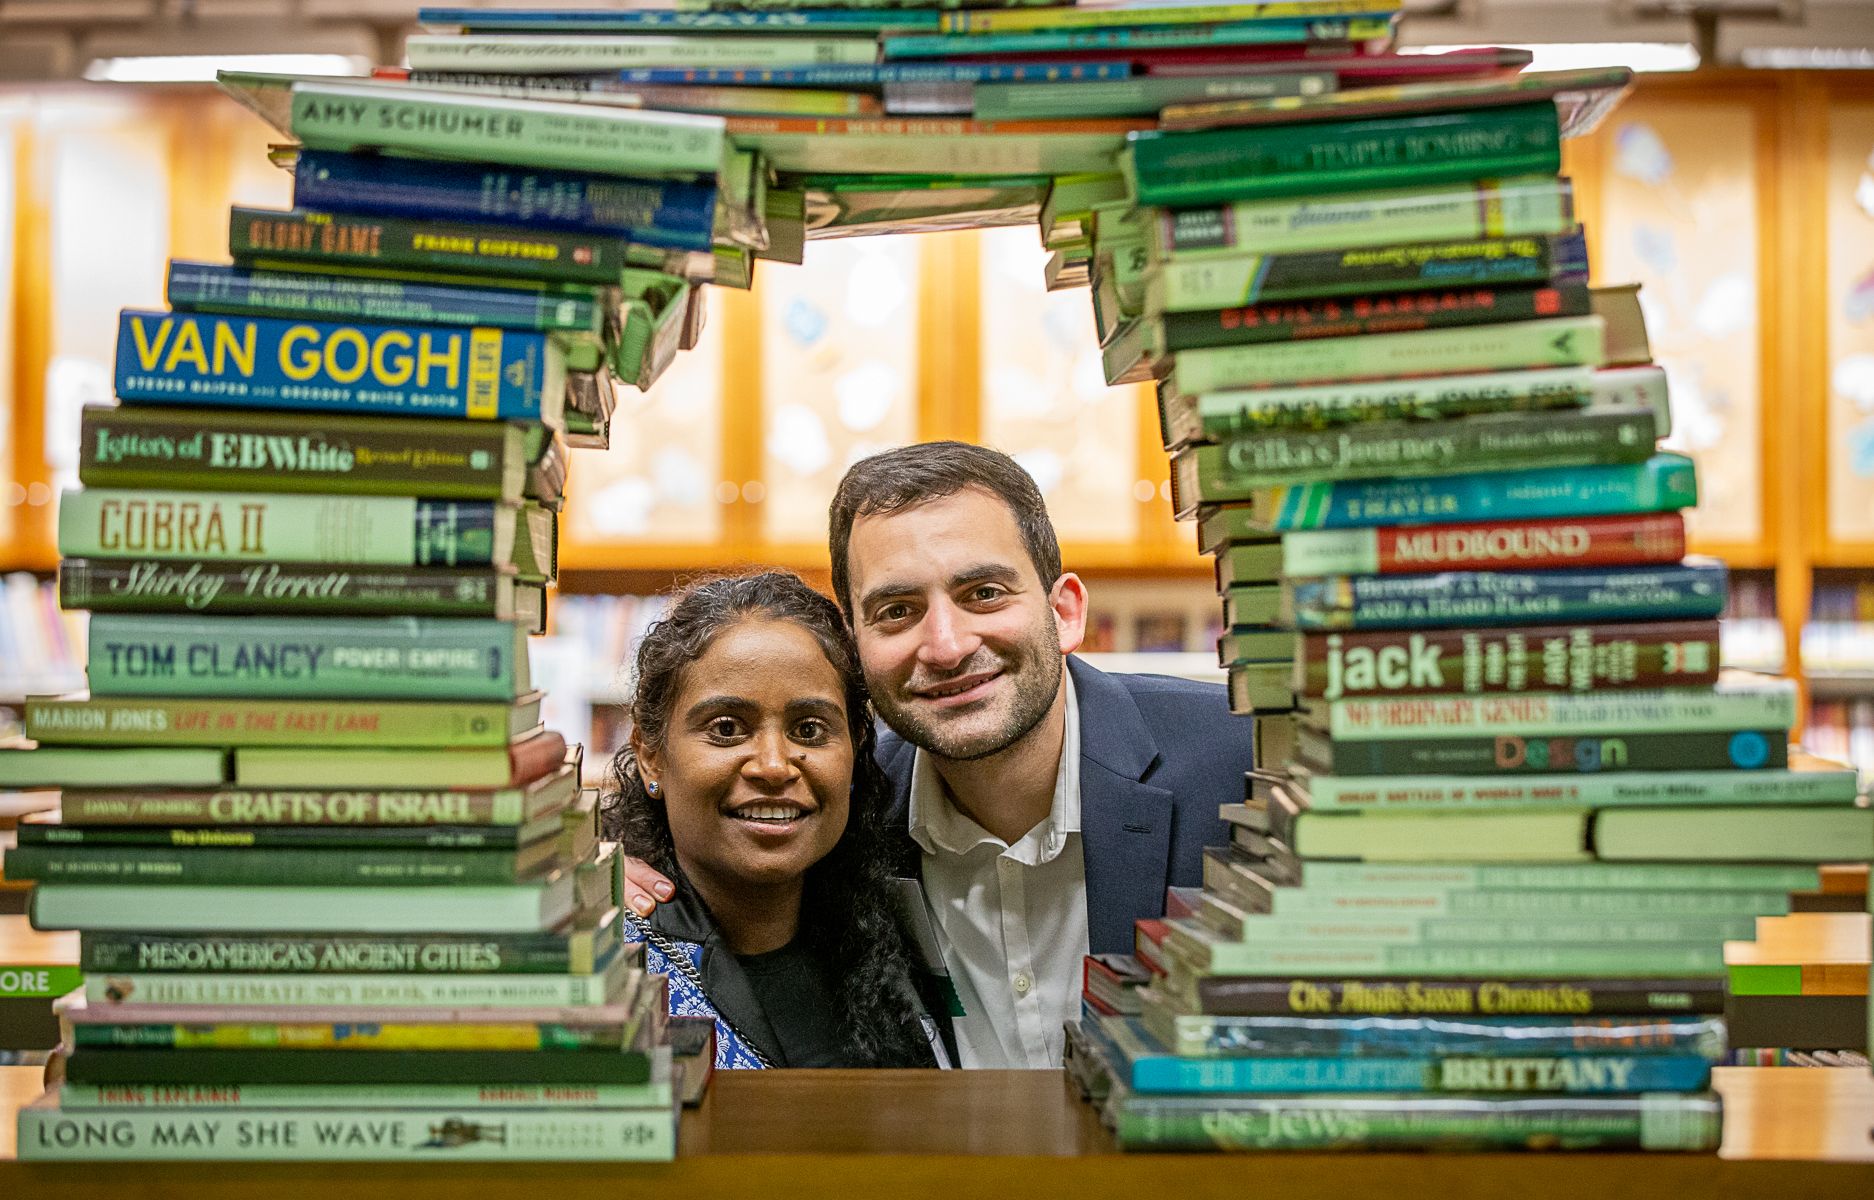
[{"left": 622, "top": 911, "right": 770, "bottom": 1071}]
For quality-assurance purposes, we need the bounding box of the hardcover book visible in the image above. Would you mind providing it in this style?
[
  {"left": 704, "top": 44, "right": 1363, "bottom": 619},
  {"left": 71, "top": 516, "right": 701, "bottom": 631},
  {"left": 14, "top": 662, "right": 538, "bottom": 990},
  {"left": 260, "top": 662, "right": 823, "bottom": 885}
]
[
  {"left": 113, "top": 310, "right": 566, "bottom": 426},
  {"left": 25, "top": 693, "right": 543, "bottom": 748},
  {"left": 1194, "top": 452, "right": 1699, "bottom": 533},
  {"left": 78, "top": 405, "right": 540, "bottom": 502},
  {"left": 58, "top": 490, "right": 551, "bottom": 581},
  {"left": 58, "top": 763, "right": 577, "bottom": 827},
  {"left": 1124, "top": 102, "right": 1563, "bottom": 207},
  {"left": 1281, "top": 561, "right": 1728, "bottom": 632},
  {"left": 83, "top": 613, "right": 530, "bottom": 701},
  {"left": 292, "top": 148, "right": 721, "bottom": 253},
  {"left": 1294, "top": 620, "right": 1723, "bottom": 700},
  {"left": 58, "top": 559, "right": 546, "bottom": 632},
  {"left": 1170, "top": 407, "right": 1654, "bottom": 516}
]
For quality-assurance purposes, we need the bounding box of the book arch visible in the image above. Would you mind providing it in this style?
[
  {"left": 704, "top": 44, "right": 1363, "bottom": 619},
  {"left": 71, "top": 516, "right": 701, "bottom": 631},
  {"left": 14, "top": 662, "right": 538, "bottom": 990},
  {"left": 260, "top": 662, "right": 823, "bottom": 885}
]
[{"left": 11, "top": 2, "right": 1867, "bottom": 1167}]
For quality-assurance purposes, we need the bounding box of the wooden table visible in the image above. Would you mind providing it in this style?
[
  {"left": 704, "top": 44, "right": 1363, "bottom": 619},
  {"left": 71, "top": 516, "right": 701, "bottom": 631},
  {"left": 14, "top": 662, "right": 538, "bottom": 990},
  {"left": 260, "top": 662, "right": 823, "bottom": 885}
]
[{"left": 0, "top": 1065, "right": 1869, "bottom": 1197}]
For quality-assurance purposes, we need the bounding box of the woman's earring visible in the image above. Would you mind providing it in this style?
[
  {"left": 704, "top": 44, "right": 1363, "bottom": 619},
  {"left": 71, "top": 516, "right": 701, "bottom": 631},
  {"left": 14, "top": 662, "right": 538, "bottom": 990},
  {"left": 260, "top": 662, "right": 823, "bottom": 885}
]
[{"left": 645, "top": 779, "right": 661, "bottom": 797}]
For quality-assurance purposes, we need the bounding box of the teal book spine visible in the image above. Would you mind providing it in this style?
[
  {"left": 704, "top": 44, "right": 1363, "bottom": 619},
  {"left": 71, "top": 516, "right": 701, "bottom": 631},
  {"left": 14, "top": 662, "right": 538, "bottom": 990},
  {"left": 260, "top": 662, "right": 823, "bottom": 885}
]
[
  {"left": 84, "top": 614, "right": 524, "bottom": 701},
  {"left": 1127, "top": 102, "right": 1563, "bottom": 207},
  {"left": 165, "top": 260, "right": 603, "bottom": 335},
  {"left": 1257, "top": 453, "right": 1699, "bottom": 531}
]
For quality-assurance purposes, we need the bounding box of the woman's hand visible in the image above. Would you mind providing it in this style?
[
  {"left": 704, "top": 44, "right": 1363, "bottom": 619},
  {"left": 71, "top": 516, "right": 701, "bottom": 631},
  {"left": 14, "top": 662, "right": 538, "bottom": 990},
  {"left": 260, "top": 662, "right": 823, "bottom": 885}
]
[{"left": 622, "top": 855, "right": 677, "bottom": 917}]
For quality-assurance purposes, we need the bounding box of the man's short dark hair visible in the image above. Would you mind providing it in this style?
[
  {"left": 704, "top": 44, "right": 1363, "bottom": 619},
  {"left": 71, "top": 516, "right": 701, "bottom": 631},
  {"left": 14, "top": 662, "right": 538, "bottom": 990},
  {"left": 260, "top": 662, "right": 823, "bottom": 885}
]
[{"left": 827, "top": 441, "right": 1063, "bottom": 617}]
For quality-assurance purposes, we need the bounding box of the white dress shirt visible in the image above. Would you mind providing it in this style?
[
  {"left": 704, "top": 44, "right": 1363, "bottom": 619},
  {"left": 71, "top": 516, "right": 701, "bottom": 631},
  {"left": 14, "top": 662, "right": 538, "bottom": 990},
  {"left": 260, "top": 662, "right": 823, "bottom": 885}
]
[{"left": 907, "top": 670, "right": 1091, "bottom": 1069}]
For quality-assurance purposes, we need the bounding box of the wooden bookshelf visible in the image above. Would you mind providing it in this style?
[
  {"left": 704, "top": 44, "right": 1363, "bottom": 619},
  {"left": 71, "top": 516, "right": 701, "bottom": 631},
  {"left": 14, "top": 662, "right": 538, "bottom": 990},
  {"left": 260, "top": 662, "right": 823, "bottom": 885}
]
[{"left": 1, "top": 1065, "right": 1871, "bottom": 1189}]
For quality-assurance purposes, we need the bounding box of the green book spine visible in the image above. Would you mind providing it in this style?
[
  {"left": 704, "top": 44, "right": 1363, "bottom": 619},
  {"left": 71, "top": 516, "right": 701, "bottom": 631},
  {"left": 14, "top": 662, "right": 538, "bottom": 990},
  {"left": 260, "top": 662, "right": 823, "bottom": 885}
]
[
  {"left": 405, "top": 32, "right": 880, "bottom": 72},
  {"left": 1127, "top": 102, "right": 1564, "bottom": 207},
  {"left": 18, "top": 1102, "right": 674, "bottom": 1161},
  {"left": 83, "top": 968, "right": 618, "bottom": 1008},
  {"left": 166, "top": 260, "right": 603, "bottom": 336},
  {"left": 1295, "top": 860, "right": 1820, "bottom": 893},
  {"left": 64, "top": 1047, "right": 650, "bottom": 1085},
  {"left": 230, "top": 207, "right": 641, "bottom": 285},
  {"left": 1268, "top": 888, "right": 1791, "bottom": 919},
  {"left": 77, "top": 405, "right": 528, "bottom": 500},
  {"left": 1227, "top": 915, "right": 1757, "bottom": 946},
  {"left": 56, "top": 1078, "right": 671, "bottom": 1110},
  {"left": 80, "top": 918, "right": 617, "bottom": 976},
  {"left": 0, "top": 965, "right": 85, "bottom": 999},
  {"left": 84, "top": 614, "right": 526, "bottom": 701},
  {"left": 1167, "top": 313, "right": 1605, "bottom": 394},
  {"left": 71, "top": 1023, "right": 622, "bottom": 1051},
  {"left": 25, "top": 821, "right": 537, "bottom": 850},
  {"left": 290, "top": 80, "right": 725, "bottom": 177},
  {"left": 0, "top": 746, "right": 230, "bottom": 790},
  {"left": 973, "top": 70, "right": 1333, "bottom": 121},
  {"left": 58, "top": 559, "right": 541, "bottom": 630},
  {"left": 1295, "top": 765, "right": 1859, "bottom": 811},
  {"left": 1150, "top": 233, "right": 1580, "bottom": 315},
  {"left": 5, "top": 844, "right": 542, "bottom": 887},
  {"left": 56, "top": 771, "right": 570, "bottom": 826},
  {"left": 1188, "top": 974, "right": 1727, "bottom": 1016},
  {"left": 1307, "top": 729, "right": 1789, "bottom": 776},
  {"left": 1159, "top": 357, "right": 1593, "bottom": 455},
  {"left": 38, "top": 879, "right": 570, "bottom": 936},
  {"left": 1110, "top": 1092, "right": 1720, "bottom": 1152},
  {"left": 1152, "top": 174, "right": 1577, "bottom": 258},
  {"left": 1174, "top": 407, "right": 1651, "bottom": 501},
  {"left": 57, "top": 489, "right": 511, "bottom": 568},
  {"left": 1315, "top": 681, "right": 1797, "bottom": 740},
  {"left": 26, "top": 694, "right": 526, "bottom": 748},
  {"left": 1201, "top": 939, "right": 1726, "bottom": 978}
]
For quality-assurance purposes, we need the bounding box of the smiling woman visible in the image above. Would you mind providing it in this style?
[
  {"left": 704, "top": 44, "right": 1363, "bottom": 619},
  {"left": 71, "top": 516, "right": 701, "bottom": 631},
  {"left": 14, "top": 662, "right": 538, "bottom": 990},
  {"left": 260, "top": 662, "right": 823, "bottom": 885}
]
[{"left": 602, "top": 571, "right": 940, "bottom": 1070}]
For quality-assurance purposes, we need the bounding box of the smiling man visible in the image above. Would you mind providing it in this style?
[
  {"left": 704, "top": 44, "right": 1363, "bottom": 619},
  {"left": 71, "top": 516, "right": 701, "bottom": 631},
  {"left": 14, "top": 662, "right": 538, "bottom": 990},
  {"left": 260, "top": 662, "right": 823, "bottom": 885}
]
[{"left": 823, "top": 441, "right": 1254, "bottom": 1069}]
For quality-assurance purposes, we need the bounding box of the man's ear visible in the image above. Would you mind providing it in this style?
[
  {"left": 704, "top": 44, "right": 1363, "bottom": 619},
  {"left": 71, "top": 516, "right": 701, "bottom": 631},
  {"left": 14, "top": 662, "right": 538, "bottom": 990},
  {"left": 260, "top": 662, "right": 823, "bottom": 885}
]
[
  {"left": 630, "top": 726, "right": 662, "bottom": 795},
  {"left": 1049, "top": 573, "right": 1089, "bottom": 656}
]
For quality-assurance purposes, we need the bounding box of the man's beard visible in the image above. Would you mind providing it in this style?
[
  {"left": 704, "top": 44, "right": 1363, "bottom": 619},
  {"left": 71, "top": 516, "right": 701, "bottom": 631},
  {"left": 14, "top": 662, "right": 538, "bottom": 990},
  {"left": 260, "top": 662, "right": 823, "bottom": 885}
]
[{"left": 873, "top": 622, "right": 1063, "bottom": 763}]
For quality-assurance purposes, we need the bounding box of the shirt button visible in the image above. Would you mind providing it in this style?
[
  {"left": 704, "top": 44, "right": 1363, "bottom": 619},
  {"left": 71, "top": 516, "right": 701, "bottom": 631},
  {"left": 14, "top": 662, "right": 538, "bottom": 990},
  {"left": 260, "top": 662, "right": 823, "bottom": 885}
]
[{"left": 1013, "top": 972, "right": 1033, "bottom": 996}]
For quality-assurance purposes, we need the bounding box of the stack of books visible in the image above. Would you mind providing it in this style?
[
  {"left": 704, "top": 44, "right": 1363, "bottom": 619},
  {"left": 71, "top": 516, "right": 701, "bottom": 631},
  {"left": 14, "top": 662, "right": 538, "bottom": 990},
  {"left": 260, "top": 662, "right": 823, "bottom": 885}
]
[
  {"left": 210, "top": 1, "right": 1525, "bottom": 246},
  {"left": 0, "top": 50, "right": 730, "bottom": 1159},
  {"left": 1055, "top": 28, "right": 1874, "bottom": 1154}
]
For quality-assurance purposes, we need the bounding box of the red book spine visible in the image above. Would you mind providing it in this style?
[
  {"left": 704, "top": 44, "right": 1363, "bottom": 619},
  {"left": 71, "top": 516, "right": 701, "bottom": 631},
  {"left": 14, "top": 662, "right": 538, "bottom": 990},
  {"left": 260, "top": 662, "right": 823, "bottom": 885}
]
[
  {"left": 508, "top": 730, "right": 569, "bottom": 788},
  {"left": 1369, "top": 512, "right": 1685, "bottom": 573}
]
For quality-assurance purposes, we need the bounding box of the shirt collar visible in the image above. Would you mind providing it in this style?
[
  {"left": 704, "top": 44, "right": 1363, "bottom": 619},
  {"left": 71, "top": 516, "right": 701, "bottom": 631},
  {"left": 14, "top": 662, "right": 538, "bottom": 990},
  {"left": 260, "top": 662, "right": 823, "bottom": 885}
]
[{"left": 906, "top": 664, "right": 1081, "bottom": 864}]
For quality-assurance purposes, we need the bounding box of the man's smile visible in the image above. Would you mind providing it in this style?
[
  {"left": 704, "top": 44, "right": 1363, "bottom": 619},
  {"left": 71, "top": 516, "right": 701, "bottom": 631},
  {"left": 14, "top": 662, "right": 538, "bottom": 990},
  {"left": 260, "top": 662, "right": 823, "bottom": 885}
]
[{"left": 911, "top": 668, "right": 1004, "bottom": 707}]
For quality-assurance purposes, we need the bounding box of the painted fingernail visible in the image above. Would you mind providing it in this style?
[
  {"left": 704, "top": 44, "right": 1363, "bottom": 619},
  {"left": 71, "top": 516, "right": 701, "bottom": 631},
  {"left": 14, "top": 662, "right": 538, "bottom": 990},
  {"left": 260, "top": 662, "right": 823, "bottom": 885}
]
[
  {"left": 653, "top": 882, "right": 675, "bottom": 900},
  {"left": 632, "top": 896, "right": 654, "bottom": 916}
]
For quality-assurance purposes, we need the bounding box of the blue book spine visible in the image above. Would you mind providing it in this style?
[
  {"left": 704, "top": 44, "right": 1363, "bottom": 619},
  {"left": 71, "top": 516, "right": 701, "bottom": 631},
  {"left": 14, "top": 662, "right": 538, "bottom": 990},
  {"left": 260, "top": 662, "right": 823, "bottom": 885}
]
[
  {"left": 1127, "top": 1052, "right": 1713, "bottom": 1094},
  {"left": 613, "top": 61, "right": 1132, "bottom": 86},
  {"left": 1287, "top": 563, "right": 1730, "bottom": 631},
  {"left": 165, "top": 261, "right": 596, "bottom": 334},
  {"left": 1190, "top": 1014, "right": 1727, "bottom": 1060},
  {"left": 419, "top": 7, "right": 944, "bottom": 33},
  {"left": 292, "top": 148, "right": 717, "bottom": 253},
  {"left": 882, "top": 17, "right": 1383, "bottom": 60},
  {"left": 86, "top": 614, "right": 522, "bottom": 701},
  {"left": 1262, "top": 454, "right": 1700, "bottom": 532},
  {"left": 113, "top": 310, "right": 554, "bottom": 422}
]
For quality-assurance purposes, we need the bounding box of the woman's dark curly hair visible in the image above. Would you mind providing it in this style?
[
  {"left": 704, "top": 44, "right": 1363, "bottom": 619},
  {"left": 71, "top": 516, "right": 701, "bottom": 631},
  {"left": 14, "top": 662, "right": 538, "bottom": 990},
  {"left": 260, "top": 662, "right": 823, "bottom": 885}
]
[{"left": 603, "top": 571, "right": 933, "bottom": 1068}]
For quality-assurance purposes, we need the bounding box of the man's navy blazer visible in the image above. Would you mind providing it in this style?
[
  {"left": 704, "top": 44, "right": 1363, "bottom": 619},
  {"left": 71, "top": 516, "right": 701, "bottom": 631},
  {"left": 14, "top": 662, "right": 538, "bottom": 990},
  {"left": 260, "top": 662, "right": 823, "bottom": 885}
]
[{"left": 874, "top": 655, "right": 1255, "bottom": 955}]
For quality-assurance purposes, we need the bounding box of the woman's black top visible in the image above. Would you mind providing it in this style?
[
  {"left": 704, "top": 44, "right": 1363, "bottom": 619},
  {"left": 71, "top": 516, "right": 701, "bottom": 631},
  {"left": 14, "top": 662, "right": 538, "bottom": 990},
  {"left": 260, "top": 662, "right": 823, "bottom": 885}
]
[
  {"left": 735, "top": 937, "right": 847, "bottom": 1068},
  {"left": 647, "top": 877, "right": 929, "bottom": 1068}
]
